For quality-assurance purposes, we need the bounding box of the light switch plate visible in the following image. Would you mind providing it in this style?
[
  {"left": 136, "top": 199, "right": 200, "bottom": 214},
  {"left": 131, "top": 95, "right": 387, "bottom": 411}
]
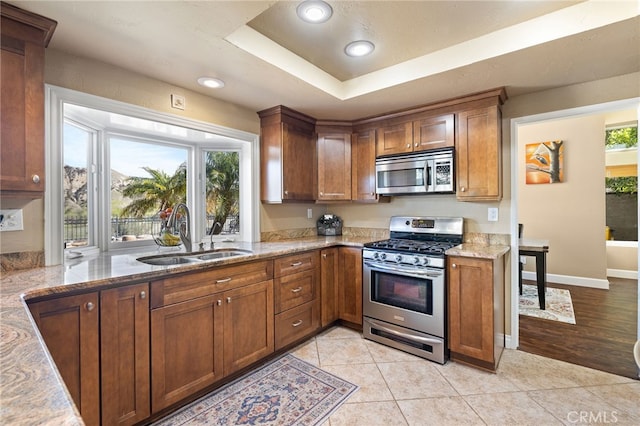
[
  {"left": 0, "top": 209, "right": 24, "bottom": 231},
  {"left": 488, "top": 207, "right": 499, "bottom": 222},
  {"left": 307, "top": 208, "right": 313, "bottom": 219}
]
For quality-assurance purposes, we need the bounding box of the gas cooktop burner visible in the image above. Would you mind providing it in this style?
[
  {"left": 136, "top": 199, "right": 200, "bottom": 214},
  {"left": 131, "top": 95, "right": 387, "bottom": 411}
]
[{"left": 365, "top": 239, "right": 458, "bottom": 255}]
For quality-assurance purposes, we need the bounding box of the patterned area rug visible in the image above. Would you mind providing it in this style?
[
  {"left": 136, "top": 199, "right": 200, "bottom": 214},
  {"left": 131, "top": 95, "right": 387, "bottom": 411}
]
[
  {"left": 153, "top": 354, "right": 358, "bottom": 426},
  {"left": 519, "top": 284, "right": 576, "bottom": 324}
]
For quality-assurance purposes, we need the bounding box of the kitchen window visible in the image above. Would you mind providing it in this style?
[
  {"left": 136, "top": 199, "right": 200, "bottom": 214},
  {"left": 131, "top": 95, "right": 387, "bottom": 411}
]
[{"left": 45, "top": 86, "right": 259, "bottom": 266}]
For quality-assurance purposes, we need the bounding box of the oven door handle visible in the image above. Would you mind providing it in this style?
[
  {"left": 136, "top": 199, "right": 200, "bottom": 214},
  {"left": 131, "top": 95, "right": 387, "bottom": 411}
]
[
  {"left": 366, "top": 319, "right": 443, "bottom": 346},
  {"left": 364, "top": 261, "right": 442, "bottom": 278}
]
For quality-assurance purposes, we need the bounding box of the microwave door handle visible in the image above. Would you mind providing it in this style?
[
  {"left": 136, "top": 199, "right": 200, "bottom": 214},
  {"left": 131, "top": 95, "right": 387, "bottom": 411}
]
[{"left": 426, "top": 160, "right": 434, "bottom": 192}]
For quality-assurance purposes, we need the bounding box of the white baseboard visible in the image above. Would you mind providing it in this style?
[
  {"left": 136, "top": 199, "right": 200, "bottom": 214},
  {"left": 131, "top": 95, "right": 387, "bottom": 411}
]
[
  {"left": 606, "top": 268, "right": 638, "bottom": 280},
  {"left": 522, "top": 271, "right": 609, "bottom": 289},
  {"left": 505, "top": 334, "right": 517, "bottom": 349}
]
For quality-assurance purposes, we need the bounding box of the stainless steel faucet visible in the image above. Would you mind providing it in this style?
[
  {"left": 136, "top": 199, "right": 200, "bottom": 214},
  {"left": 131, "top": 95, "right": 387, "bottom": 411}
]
[{"left": 167, "top": 203, "right": 192, "bottom": 252}]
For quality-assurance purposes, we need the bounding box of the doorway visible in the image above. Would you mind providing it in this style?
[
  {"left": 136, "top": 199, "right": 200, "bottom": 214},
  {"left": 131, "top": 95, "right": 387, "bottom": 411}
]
[{"left": 510, "top": 98, "right": 639, "bottom": 378}]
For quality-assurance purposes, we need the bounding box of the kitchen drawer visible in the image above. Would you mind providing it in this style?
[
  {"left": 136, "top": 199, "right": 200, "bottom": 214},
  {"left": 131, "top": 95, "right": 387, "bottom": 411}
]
[
  {"left": 274, "top": 269, "right": 317, "bottom": 313},
  {"left": 274, "top": 251, "right": 319, "bottom": 277},
  {"left": 150, "top": 260, "right": 273, "bottom": 308},
  {"left": 274, "top": 299, "right": 320, "bottom": 350}
]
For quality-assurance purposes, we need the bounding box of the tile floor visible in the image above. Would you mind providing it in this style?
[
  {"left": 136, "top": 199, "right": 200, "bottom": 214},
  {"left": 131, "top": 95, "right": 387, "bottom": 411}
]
[{"left": 289, "top": 326, "right": 640, "bottom": 426}]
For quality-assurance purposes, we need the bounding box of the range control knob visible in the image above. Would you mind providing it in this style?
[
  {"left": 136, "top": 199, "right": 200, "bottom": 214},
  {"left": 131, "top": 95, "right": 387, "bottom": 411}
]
[
  {"left": 413, "top": 256, "right": 421, "bottom": 265},
  {"left": 380, "top": 253, "right": 387, "bottom": 261},
  {"left": 422, "top": 258, "right": 430, "bottom": 266},
  {"left": 372, "top": 252, "right": 380, "bottom": 260},
  {"left": 395, "top": 254, "right": 403, "bottom": 263}
]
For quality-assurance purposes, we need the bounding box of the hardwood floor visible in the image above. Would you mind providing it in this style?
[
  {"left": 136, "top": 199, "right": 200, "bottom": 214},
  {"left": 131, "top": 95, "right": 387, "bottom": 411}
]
[{"left": 518, "top": 276, "right": 638, "bottom": 379}]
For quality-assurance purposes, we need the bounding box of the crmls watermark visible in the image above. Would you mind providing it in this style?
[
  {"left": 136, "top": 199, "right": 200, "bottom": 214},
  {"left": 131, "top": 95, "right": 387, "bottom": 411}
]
[{"left": 567, "top": 411, "right": 619, "bottom": 424}]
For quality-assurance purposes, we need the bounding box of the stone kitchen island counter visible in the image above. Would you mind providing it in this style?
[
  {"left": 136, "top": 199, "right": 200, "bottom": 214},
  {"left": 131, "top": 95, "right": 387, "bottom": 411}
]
[{"left": 0, "top": 236, "right": 374, "bottom": 425}]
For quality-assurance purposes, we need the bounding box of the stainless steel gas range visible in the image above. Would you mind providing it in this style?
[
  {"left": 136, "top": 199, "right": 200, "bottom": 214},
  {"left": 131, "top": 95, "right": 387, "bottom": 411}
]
[{"left": 362, "top": 216, "right": 463, "bottom": 364}]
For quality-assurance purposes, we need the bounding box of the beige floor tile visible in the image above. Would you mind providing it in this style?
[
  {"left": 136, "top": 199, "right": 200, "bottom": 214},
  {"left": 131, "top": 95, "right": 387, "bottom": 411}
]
[
  {"left": 322, "top": 363, "right": 394, "bottom": 403},
  {"left": 464, "top": 391, "right": 562, "bottom": 425},
  {"left": 583, "top": 382, "right": 640, "bottom": 417},
  {"left": 527, "top": 386, "right": 639, "bottom": 425},
  {"left": 436, "top": 360, "right": 520, "bottom": 395},
  {"left": 498, "top": 349, "right": 582, "bottom": 390},
  {"left": 317, "top": 338, "right": 374, "bottom": 366},
  {"left": 554, "top": 361, "right": 635, "bottom": 387},
  {"left": 288, "top": 338, "right": 319, "bottom": 366},
  {"left": 329, "top": 401, "right": 408, "bottom": 426},
  {"left": 377, "top": 361, "right": 458, "bottom": 400},
  {"left": 397, "top": 397, "right": 485, "bottom": 426},
  {"left": 317, "top": 326, "right": 363, "bottom": 340},
  {"left": 364, "top": 339, "right": 423, "bottom": 363}
]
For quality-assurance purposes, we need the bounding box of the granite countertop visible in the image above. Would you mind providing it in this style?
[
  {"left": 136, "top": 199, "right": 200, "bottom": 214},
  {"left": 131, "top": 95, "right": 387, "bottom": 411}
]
[
  {"left": 446, "top": 243, "right": 510, "bottom": 259},
  {"left": 1, "top": 235, "right": 508, "bottom": 425},
  {"left": 0, "top": 236, "right": 373, "bottom": 425}
]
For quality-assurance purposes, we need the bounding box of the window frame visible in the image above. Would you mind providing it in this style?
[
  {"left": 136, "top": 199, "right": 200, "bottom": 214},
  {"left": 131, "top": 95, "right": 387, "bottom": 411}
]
[{"left": 45, "top": 85, "right": 260, "bottom": 266}]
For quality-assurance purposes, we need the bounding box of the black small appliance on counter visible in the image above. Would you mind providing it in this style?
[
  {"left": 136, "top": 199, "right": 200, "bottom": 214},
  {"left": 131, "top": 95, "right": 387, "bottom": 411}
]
[{"left": 317, "top": 214, "right": 342, "bottom": 236}]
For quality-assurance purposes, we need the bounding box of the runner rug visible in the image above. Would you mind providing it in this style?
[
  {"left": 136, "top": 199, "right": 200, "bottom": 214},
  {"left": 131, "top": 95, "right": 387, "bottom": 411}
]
[
  {"left": 519, "top": 283, "right": 576, "bottom": 324},
  {"left": 153, "top": 354, "right": 358, "bottom": 426}
]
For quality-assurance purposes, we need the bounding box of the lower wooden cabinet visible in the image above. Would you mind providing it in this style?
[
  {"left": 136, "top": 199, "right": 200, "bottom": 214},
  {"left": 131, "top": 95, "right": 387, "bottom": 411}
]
[
  {"left": 29, "top": 292, "right": 101, "bottom": 426},
  {"left": 338, "top": 247, "right": 363, "bottom": 326},
  {"left": 151, "top": 279, "right": 274, "bottom": 413},
  {"left": 320, "top": 248, "right": 340, "bottom": 326},
  {"left": 447, "top": 255, "right": 505, "bottom": 371},
  {"left": 100, "top": 283, "right": 150, "bottom": 426}
]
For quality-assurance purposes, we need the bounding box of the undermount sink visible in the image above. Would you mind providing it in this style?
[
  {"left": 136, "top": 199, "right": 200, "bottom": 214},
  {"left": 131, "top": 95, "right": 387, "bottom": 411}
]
[{"left": 136, "top": 248, "right": 252, "bottom": 266}]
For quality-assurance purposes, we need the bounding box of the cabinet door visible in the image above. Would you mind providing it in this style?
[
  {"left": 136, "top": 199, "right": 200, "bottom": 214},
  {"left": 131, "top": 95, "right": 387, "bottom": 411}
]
[
  {"left": 317, "top": 133, "right": 351, "bottom": 201},
  {"left": 320, "top": 248, "right": 339, "bottom": 326},
  {"left": 282, "top": 123, "right": 316, "bottom": 201},
  {"left": 352, "top": 130, "right": 381, "bottom": 202},
  {"left": 456, "top": 106, "right": 501, "bottom": 201},
  {"left": 413, "top": 114, "right": 454, "bottom": 151},
  {"left": 151, "top": 295, "right": 224, "bottom": 413},
  {"left": 223, "top": 280, "right": 274, "bottom": 375},
  {"left": 376, "top": 122, "right": 413, "bottom": 156},
  {"left": 338, "top": 247, "right": 363, "bottom": 325},
  {"left": 101, "top": 284, "right": 150, "bottom": 426},
  {"left": 0, "top": 15, "right": 51, "bottom": 196},
  {"left": 29, "top": 293, "right": 100, "bottom": 426},
  {"left": 448, "top": 256, "right": 494, "bottom": 363}
]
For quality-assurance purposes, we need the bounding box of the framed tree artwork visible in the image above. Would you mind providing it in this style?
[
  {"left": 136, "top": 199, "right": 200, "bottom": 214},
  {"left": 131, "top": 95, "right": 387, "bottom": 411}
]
[{"left": 525, "top": 140, "right": 564, "bottom": 184}]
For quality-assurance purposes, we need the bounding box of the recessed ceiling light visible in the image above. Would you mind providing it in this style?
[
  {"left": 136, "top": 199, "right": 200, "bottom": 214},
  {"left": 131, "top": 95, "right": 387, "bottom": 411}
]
[
  {"left": 296, "top": 0, "right": 333, "bottom": 24},
  {"left": 344, "top": 40, "right": 375, "bottom": 57},
  {"left": 197, "top": 77, "right": 225, "bottom": 89}
]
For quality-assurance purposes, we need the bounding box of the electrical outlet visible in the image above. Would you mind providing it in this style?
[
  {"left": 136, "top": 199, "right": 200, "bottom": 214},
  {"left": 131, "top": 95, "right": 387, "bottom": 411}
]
[
  {"left": 171, "top": 94, "right": 185, "bottom": 110},
  {"left": 488, "top": 207, "right": 498, "bottom": 222},
  {"left": 0, "top": 209, "right": 24, "bottom": 232},
  {"left": 307, "top": 208, "right": 313, "bottom": 219}
]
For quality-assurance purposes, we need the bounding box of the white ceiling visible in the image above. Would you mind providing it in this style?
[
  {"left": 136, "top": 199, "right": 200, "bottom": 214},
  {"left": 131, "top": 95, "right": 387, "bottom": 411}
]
[{"left": 10, "top": 0, "right": 640, "bottom": 120}]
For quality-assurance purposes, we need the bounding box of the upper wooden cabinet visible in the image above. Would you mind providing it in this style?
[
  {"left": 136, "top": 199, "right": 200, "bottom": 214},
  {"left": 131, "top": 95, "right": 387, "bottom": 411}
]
[
  {"left": 317, "top": 132, "right": 352, "bottom": 201},
  {"left": 351, "top": 129, "right": 389, "bottom": 203},
  {"left": 376, "top": 114, "right": 455, "bottom": 157},
  {"left": 456, "top": 105, "right": 502, "bottom": 201},
  {"left": 258, "top": 106, "right": 316, "bottom": 203},
  {"left": 1, "top": 4, "right": 56, "bottom": 197},
  {"left": 376, "top": 122, "right": 413, "bottom": 156}
]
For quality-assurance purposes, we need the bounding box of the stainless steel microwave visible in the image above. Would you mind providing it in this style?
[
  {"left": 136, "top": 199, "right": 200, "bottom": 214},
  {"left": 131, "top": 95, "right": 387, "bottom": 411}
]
[{"left": 375, "top": 149, "right": 454, "bottom": 195}]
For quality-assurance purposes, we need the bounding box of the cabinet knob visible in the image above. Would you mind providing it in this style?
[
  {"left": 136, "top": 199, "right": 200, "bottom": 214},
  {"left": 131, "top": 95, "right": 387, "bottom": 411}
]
[
  {"left": 320, "top": 192, "right": 323, "bottom": 196},
  {"left": 217, "top": 300, "right": 222, "bottom": 306},
  {"left": 322, "top": 253, "right": 327, "bottom": 258},
  {"left": 292, "top": 320, "right": 303, "bottom": 327},
  {"left": 227, "top": 297, "right": 232, "bottom": 304},
  {"left": 32, "top": 174, "right": 40, "bottom": 184},
  {"left": 452, "top": 263, "right": 457, "bottom": 269},
  {"left": 85, "top": 302, "right": 95, "bottom": 311},
  {"left": 284, "top": 190, "right": 289, "bottom": 195},
  {"left": 414, "top": 143, "right": 419, "bottom": 147},
  {"left": 460, "top": 187, "right": 466, "bottom": 192},
  {"left": 406, "top": 143, "right": 411, "bottom": 148},
  {"left": 140, "top": 291, "right": 146, "bottom": 299}
]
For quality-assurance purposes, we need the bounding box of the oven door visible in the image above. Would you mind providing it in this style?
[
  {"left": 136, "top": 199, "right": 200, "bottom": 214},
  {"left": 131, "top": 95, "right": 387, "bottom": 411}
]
[{"left": 363, "top": 260, "right": 445, "bottom": 338}]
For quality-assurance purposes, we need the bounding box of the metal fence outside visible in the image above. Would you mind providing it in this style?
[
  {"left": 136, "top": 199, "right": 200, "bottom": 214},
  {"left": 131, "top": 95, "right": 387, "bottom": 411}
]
[{"left": 64, "top": 215, "right": 239, "bottom": 245}]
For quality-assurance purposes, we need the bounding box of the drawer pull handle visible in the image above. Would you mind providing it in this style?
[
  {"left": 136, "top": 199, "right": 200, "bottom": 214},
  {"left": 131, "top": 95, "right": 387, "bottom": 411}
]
[
  {"left": 292, "top": 320, "right": 303, "bottom": 327},
  {"left": 291, "top": 261, "right": 303, "bottom": 267},
  {"left": 291, "top": 286, "right": 303, "bottom": 293},
  {"left": 140, "top": 291, "right": 146, "bottom": 299},
  {"left": 216, "top": 277, "right": 232, "bottom": 283},
  {"left": 85, "top": 302, "right": 95, "bottom": 311}
]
